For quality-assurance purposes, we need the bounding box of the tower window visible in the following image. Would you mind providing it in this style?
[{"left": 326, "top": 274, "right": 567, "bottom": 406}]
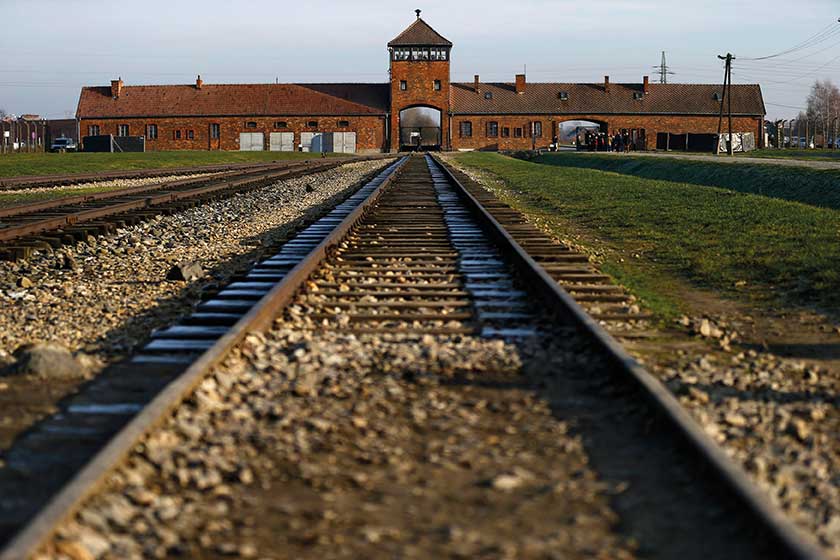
[
  {"left": 487, "top": 121, "right": 499, "bottom": 137},
  {"left": 400, "top": 80, "right": 407, "bottom": 91},
  {"left": 338, "top": 120, "right": 350, "bottom": 127},
  {"left": 245, "top": 121, "right": 257, "bottom": 128},
  {"left": 459, "top": 121, "right": 472, "bottom": 138},
  {"left": 307, "top": 120, "right": 318, "bottom": 128},
  {"left": 274, "top": 121, "right": 288, "bottom": 128},
  {"left": 434, "top": 80, "right": 441, "bottom": 91}
]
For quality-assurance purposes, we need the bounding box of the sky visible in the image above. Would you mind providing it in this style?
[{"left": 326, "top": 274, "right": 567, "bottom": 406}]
[{"left": 1, "top": 0, "right": 838, "bottom": 120}]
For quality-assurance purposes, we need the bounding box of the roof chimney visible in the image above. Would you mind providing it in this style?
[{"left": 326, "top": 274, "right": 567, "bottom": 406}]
[
  {"left": 604, "top": 75, "right": 610, "bottom": 93},
  {"left": 474, "top": 74, "right": 480, "bottom": 93},
  {"left": 196, "top": 74, "right": 203, "bottom": 89},
  {"left": 110, "top": 77, "right": 123, "bottom": 99},
  {"left": 515, "top": 73, "right": 526, "bottom": 94},
  {"left": 643, "top": 75, "right": 650, "bottom": 95}
]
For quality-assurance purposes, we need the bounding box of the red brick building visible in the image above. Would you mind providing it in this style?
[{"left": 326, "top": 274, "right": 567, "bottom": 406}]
[{"left": 76, "top": 13, "right": 766, "bottom": 152}]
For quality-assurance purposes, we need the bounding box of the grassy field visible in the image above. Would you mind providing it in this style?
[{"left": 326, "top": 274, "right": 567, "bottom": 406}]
[
  {"left": 526, "top": 152, "right": 840, "bottom": 211},
  {"left": 0, "top": 151, "right": 348, "bottom": 178},
  {"left": 746, "top": 148, "right": 840, "bottom": 161},
  {"left": 454, "top": 152, "right": 840, "bottom": 318}
]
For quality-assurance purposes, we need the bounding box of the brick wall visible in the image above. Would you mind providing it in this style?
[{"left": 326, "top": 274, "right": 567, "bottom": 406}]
[
  {"left": 389, "top": 59, "right": 450, "bottom": 150},
  {"left": 78, "top": 115, "right": 387, "bottom": 152},
  {"left": 450, "top": 114, "right": 764, "bottom": 151}
]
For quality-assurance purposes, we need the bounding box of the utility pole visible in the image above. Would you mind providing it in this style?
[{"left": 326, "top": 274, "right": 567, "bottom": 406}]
[
  {"left": 716, "top": 53, "right": 735, "bottom": 155},
  {"left": 653, "top": 51, "right": 675, "bottom": 84}
]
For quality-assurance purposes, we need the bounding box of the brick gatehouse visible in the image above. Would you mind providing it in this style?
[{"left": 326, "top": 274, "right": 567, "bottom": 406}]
[{"left": 76, "top": 12, "right": 766, "bottom": 153}]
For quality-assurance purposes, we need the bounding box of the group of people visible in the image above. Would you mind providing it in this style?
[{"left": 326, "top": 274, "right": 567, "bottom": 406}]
[{"left": 577, "top": 130, "right": 634, "bottom": 152}]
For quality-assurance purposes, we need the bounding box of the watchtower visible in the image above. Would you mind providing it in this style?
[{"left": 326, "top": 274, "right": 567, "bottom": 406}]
[{"left": 388, "top": 10, "right": 452, "bottom": 151}]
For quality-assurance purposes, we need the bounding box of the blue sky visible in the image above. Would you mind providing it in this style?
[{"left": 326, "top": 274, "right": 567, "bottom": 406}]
[{"left": 1, "top": 0, "right": 838, "bottom": 119}]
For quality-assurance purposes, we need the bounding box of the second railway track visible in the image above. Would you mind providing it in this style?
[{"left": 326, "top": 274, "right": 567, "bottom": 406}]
[{"left": 0, "top": 155, "right": 825, "bottom": 559}]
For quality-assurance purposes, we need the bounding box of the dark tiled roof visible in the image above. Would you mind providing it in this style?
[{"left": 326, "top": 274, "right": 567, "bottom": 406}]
[
  {"left": 77, "top": 83, "right": 389, "bottom": 118},
  {"left": 451, "top": 82, "right": 765, "bottom": 116},
  {"left": 388, "top": 18, "right": 452, "bottom": 47}
]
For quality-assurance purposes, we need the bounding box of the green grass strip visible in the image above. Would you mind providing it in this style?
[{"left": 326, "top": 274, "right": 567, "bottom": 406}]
[
  {"left": 0, "top": 151, "right": 347, "bottom": 178},
  {"left": 529, "top": 152, "right": 840, "bottom": 211}
]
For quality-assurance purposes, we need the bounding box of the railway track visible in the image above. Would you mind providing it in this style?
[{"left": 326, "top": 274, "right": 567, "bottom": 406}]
[
  {"left": 0, "top": 155, "right": 825, "bottom": 558},
  {"left": 0, "top": 160, "right": 334, "bottom": 191},
  {"left": 0, "top": 157, "right": 385, "bottom": 260}
]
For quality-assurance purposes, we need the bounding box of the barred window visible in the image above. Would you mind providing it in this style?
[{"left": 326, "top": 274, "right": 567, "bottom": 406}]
[{"left": 459, "top": 121, "right": 472, "bottom": 138}]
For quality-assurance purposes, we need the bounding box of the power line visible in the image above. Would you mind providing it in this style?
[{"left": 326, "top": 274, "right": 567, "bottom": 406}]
[{"left": 740, "top": 21, "right": 840, "bottom": 61}]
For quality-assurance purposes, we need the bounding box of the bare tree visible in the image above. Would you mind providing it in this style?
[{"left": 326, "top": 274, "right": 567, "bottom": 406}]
[
  {"left": 806, "top": 79, "right": 840, "bottom": 145},
  {"left": 0, "top": 108, "right": 6, "bottom": 119}
]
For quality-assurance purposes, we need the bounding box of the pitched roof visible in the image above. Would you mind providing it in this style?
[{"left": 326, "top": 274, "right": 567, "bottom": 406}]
[
  {"left": 451, "top": 82, "right": 765, "bottom": 116},
  {"left": 388, "top": 17, "right": 452, "bottom": 47},
  {"left": 77, "top": 83, "right": 389, "bottom": 118}
]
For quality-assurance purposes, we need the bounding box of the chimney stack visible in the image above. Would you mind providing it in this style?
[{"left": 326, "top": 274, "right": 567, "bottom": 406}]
[
  {"left": 196, "top": 74, "right": 203, "bottom": 89},
  {"left": 515, "top": 73, "right": 526, "bottom": 94},
  {"left": 604, "top": 75, "right": 610, "bottom": 93},
  {"left": 110, "top": 77, "right": 123, "bottom": 99},
  {"left": 474, "top": 74, "right": 480, "bottom": 93},
  {"left": 643, "top": 75, "right": 650, "bottom": 95}
]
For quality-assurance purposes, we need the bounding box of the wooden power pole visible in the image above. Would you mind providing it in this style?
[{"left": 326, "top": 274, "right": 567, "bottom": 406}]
[{"left": 716, "top": 53, "right": 735, "bottom": 155}]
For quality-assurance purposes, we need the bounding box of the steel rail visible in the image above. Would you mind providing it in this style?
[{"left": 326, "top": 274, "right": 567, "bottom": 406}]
[
  {"left": 0, "top": 158, "right": 372, "bottom": 243},
  {"left": 0, "top": 156, "right": 408, "bottom": 560},
  {"left": 0, "top": 160, "right": 320, "bottom": 218},
  {"left": 431, "top": 155, "right": 826, "bottom": 560},
  {"left": 0, "top": 159, "right": 348, "bottom": 190}
]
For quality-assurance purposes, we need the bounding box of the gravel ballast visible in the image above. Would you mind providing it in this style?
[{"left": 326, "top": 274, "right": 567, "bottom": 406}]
[{"left": 0, "top": 160, "right": 391, "bottom": 450}]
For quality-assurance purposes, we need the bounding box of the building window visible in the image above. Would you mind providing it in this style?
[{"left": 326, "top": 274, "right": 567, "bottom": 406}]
[
  {"left": 532, "top": 121, "right": 542, "bottom": 137},
  {"left": 245, "top": 121, "right": 257, "bottom": 128},
  {"left": 434, "top": 80, "right": 441, "bottom": 91},
  {"left": 633, "top": 92, "right": 644, "bottom": 100},
  {"left": 393, "top": 47, "right": 411, "bottom": 61},
  {"left": 487, "top": 121, "right": 499, "bottom": 137},
  {"left": 393, "top": 46, "right": 448, "bottom": 61},
  {"left": 399, "top": 80, "right": 407, "bottom": 91},
  {"left": 459, "top": 121, "right": 472, "bottom": 138},
  {"left": 187, "top": 130, "right": 194, "bottom": 140},
  {"left": 484, "top": 91, "right": 493, "bottom": 100},
  {"left": 430, "top": 47, "right": 448, "bottom": 61},
  {"left": 502, "top": 127, "right": 510, "bottom": 138},
  {"left": 338, "top": 120, "right": 350, "bottom": 127},
  {"left": 88, "top": 125, "right": 100, "bottom": 136},
  {"left": 307, "top": 120, "right": 318, "bottom": 128},
  {"left": 559, "top": 91, "right": 569, "bottom": 100},
  {"left": 146, "top": 124, "right": 157, "bottom": 139},
  {"left": 514, "top": 127, "right": 523, "bottom": 138},
  {"left": 210, "top": 123, "right": 220, "bottom": 139},
  {"left": 117, "top": 124, "right": 129, "bottom": 136},
  {"left": 174, "top": 130, "right": 182, "bottom": 140},
  {"left": 274, "top": 121, "right": 287, "bottom": 128}
]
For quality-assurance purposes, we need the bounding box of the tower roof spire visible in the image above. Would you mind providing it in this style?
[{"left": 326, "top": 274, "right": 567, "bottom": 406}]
[
  {"left": 388, "top": 13, "right": 452, "bottom": 47},
  {"left": 415, "top": 8, "right": 421, "bottom": 18}
]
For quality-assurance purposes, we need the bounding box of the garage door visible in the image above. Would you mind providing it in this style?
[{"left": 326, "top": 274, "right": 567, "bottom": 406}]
[
  {"left": 300, "top": 132, "right": 334, "bottom": 153},
  {"left": 269, "top": 132, "right": 294, "bottom": 152},
  {"left": 333, "top": 132, "right": 357, "bottom": 153},
  {"left": 239, "top": 132, "right": 264, "bottom": 151}
]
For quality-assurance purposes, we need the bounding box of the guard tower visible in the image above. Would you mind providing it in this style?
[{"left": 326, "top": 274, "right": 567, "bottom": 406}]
[{"left": 388, "top": 10, "right": 452, "bottom": 151}]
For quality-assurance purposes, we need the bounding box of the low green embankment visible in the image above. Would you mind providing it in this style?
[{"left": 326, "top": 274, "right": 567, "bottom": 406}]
[
  {"left": 0, "top": 151, "right": 347, "bottom": 178},
  {"left": 746, "top": 148, "right": 840, "bottom": 162},
  {"left": 526, "top": 152, "right": 840, "bottom": 211},
  {"left": 454, "top": 152, "right": 840, "bottom": 317}
]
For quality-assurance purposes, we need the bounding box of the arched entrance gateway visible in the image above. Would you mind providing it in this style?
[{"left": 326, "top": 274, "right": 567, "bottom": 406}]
[{"left": 399, "top": 106, "right": 442, "bottom": 150}]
